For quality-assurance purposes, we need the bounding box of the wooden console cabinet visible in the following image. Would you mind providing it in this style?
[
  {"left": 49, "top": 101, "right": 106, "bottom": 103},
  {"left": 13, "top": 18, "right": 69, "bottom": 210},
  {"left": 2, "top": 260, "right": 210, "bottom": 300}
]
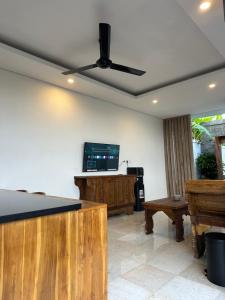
[{"left": 74, "top": 175, "right": 136, "bottom": 215}]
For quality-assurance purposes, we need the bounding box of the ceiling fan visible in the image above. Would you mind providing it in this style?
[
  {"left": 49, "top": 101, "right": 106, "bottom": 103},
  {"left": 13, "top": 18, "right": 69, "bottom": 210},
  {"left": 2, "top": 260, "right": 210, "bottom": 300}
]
[{"left": 62, "top": 23, "right": 146, "bottom": 76}]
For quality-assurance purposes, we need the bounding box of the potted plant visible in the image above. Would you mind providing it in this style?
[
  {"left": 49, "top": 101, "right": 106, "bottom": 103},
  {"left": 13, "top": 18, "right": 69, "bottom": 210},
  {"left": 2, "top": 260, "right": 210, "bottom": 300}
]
[{"left": 196, "top": 152, "right": 218, "bottom": 179}]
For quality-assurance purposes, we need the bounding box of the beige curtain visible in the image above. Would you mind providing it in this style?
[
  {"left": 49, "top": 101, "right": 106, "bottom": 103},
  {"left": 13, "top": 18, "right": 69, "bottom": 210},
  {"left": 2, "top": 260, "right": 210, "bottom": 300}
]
[{"left": 163, "top": 115, "right": 194, "bottom": 196}]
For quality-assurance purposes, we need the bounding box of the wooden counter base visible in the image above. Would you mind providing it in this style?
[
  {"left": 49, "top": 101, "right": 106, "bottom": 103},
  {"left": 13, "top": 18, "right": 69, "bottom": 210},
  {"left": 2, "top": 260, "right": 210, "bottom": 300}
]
[
  {"left": 74, "top": 175, "right": 136, "bottom": 216},
  {"left": 0, "top": 202, "right": 107, "bottom": 300}
]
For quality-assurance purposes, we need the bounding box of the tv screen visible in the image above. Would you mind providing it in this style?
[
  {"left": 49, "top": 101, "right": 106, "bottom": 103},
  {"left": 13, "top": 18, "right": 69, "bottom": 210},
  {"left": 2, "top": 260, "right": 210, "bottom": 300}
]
[{"left": 83, "top": 142, "right": 120, "bottom": 172}]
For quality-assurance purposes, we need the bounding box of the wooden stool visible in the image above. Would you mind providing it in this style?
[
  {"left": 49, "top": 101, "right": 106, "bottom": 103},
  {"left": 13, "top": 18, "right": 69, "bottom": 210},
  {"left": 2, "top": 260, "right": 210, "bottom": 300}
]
[{"left": 144, "top": 197, "right": 189, "bottom": 242}]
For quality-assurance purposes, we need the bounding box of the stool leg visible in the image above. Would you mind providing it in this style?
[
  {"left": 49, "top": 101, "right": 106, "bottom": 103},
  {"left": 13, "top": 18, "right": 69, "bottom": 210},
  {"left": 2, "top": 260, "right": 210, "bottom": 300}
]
[
  {"left": 145, "top": 209, "right": 155, "bottom": 234},
  {"left": 175, "top": 214, "right": 184, "bottom": 242}
]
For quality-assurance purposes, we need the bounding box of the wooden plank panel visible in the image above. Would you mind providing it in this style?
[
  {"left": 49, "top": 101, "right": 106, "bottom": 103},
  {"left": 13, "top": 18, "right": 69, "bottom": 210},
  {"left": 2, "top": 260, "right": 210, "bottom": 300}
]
[
  {"left": 22, "top": 219, "right": 39, "bottom": 300},
  {"left": 0, "top": 204, "right": 107, "bottom": 300},
  {"left": 1, "top": 222, "right": 25, "bottom": 299},
  {"left": 186, "top": 180, "right": 225, "bottom": 194}
]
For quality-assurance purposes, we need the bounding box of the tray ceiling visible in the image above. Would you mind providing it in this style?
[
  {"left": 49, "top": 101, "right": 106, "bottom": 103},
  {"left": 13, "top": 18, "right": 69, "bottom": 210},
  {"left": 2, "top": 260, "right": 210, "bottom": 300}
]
[{"left": 0, "top": 0, "right": 225, "bottom": 118}]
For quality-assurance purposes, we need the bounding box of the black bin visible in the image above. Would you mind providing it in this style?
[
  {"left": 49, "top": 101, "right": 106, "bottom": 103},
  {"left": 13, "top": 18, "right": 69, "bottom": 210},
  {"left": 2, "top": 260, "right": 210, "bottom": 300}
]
[{"left": 205, "top": 232, "right": 225, "bottom": 287}]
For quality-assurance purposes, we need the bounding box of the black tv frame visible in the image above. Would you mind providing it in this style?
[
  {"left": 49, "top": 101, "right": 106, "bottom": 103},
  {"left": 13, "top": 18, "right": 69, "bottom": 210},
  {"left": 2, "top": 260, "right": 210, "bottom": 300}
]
[{"left": 82, "top": 142, "right": 120, "bottom": 172}]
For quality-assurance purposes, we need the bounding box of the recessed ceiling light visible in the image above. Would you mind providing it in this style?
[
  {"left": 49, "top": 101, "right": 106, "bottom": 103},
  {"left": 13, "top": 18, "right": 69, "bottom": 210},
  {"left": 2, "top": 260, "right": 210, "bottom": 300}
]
[
  {"left": 152, "top": 99, "right": 158, "bottom": 104},
  {"left": 208, "top": 83, "right": 216, "bottom": 89},
  {"left": 67, "top": 78, "right": 74, "bottom": 84},
  {"left": 199, "top": 1, "right": 212, "bottom": 11}
]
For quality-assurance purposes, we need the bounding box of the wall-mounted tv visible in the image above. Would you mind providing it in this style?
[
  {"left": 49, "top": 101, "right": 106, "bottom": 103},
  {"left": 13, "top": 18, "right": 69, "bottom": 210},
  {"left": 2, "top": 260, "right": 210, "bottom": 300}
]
[{"left": 83, "top": 142, "right": 120, "bottom": 172}]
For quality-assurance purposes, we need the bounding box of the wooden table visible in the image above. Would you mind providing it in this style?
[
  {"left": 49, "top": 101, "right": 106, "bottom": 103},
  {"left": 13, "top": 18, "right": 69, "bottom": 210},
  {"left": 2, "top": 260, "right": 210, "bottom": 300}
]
[{"left": 144, "top": 197, "right": 189, "bottom": 242}]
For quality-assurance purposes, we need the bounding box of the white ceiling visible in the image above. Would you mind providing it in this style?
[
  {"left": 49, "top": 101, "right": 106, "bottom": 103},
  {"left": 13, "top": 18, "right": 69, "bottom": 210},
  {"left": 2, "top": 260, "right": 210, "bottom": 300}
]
[{"left": 0, "top": 0, "right": 225, "bottom": 118}]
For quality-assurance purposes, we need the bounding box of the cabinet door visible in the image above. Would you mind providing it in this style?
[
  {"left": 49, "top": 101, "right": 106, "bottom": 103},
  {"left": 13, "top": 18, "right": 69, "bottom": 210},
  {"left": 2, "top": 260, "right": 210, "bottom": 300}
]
[
  {"left": 102, "top": 178, "right": 117, "bottom": 208},
  {"left": 117, "top": 177, "right": 135, "bottom": 206},
  {"left": 116, "top": 178, "right": 126, "bottom": 207},
  {"left": 127, "top": 177, "right": 136, "bottom": 205},
  {"left": 87, "top": 178, "right": 103, "bottom": 203}
]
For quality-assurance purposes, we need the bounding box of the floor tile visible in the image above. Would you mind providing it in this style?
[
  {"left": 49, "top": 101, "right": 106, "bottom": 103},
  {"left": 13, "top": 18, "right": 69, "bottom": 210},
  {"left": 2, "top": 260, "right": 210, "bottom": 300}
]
[
  {"left": 109, "top": 254, "right": 142, "bottom": 280},
  {"left": 181, "top": 261, "right": 225, "bottom": 294},
  {"left": 216, "top": 293, "right": 225, "bottom": 300},
  {"left": 123, "top": 264, "right": 174, "bottom": 294},
  {"left": 155, "top": 276, "right": 220, "bottom": 300},
  {"left": 109, "top": 277, "right": 150, "bottom": 300},
  {"left": 108, "top": 211, "right": 224, "bottom": 299},
  {"left": 147, "top": 296, "right": 170, "bottom": 300},
  {"left": 118, "top": 232, "right": 151, "bottom": 245},
  {"left": 180, "top": 261, "right": 211, "bottom": 286},
  {"left": 148, "top": 242, "right": 194, "bottom": 274},
  {"left": 108, "top": 228, "right": 126, "bottom": 241}
]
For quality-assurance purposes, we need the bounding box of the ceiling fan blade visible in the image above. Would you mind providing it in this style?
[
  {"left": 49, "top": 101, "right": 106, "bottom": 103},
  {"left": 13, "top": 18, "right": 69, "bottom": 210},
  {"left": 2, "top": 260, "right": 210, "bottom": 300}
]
[
  {"left": 110, "top": 63, "right": 146, "bottom": 76},
  {"left": 99, "top": 23, "right": 111, "bottom": 60},
  {"left": 62, "top": 64, "right": 97, "bottom": 75}
]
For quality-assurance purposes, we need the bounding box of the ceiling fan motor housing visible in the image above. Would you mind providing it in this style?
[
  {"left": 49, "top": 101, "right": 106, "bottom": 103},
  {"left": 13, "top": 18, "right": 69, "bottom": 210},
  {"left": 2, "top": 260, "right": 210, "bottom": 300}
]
[{"left": 96, "top": 58, "right": 112, "bottom": 69}]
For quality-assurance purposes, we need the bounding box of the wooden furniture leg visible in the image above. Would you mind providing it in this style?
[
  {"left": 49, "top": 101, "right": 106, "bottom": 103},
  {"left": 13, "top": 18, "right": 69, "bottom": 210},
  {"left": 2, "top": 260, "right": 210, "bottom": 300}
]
[
  {"left": 192, "top": 224, "right": 206, "bottom": 258},
  {"left": 174, "top": 214, "right": 184, "bottom": 242},
  {"left": 127, "top": 206, "right": 134, "bottom": 215},
  {"left": 145, "top": 208, "right": 155, "bottom": 234},
  {"left": 195, "top": 234, "right": 205, "bottom": 258}
]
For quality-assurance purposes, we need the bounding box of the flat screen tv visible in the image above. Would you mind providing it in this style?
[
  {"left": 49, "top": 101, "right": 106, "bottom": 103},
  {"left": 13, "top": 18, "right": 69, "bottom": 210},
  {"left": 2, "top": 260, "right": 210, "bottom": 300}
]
[{"left": 83, "top": 142, "right": 120, "bottom": 172}]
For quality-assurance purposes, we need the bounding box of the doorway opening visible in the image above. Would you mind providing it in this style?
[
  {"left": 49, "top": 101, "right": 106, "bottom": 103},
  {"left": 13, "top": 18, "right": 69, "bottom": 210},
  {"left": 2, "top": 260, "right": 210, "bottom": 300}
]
[{"left": 192, "top": 112, "right": 225, "bottom": 179}]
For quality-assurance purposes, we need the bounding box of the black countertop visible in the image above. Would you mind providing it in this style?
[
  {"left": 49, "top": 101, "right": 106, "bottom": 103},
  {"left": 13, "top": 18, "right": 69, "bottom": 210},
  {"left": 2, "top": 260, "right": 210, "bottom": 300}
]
[{"left": 0, "top": 190, "right": 81, "bottom": 224}]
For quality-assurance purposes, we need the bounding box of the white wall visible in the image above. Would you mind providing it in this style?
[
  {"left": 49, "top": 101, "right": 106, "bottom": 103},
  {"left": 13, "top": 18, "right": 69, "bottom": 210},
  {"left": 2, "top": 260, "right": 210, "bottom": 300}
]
[{"left": 0, "top": 69, "right": 167, "bottom": 200}]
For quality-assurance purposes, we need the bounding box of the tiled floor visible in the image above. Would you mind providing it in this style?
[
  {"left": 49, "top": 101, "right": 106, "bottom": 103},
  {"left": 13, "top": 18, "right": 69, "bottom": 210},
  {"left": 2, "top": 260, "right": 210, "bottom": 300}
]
[{"left": 108, "top": 211, "right": 225, "bottom": 300}]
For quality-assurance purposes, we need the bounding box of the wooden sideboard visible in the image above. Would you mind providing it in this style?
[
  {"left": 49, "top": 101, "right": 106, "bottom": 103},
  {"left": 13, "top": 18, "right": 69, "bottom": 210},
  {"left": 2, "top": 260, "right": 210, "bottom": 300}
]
[{"left": 74, "top": 175, "right": 136, "bottom": 215}]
